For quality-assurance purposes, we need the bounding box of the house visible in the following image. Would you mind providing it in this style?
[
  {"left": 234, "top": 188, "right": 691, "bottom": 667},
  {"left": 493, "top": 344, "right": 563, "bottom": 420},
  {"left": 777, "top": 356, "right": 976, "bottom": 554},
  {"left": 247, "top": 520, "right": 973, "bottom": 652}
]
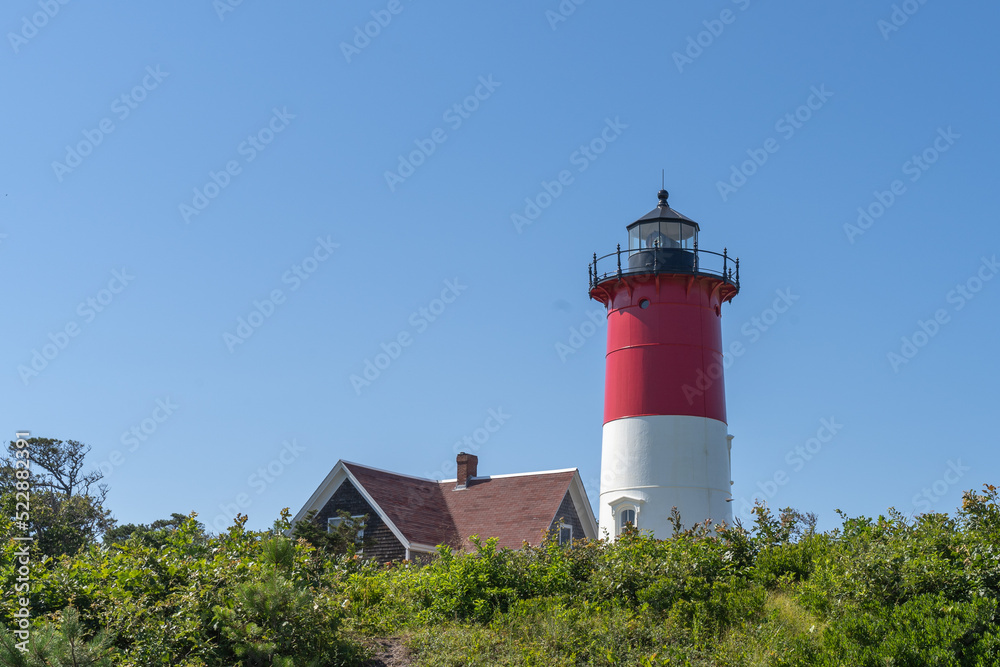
[{"left": 291, "top": 452, "right": 599, "bottom": 561}]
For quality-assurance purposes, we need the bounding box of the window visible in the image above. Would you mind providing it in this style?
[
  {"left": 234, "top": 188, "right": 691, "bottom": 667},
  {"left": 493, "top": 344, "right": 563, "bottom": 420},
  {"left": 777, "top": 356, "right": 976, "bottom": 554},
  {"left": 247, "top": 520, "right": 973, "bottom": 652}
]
[
  {"left": 328, "top": 515, "right": 365, "bottom": 543},
  {"left": 628, "top": 221, "right": 697, "bottom": 251},
  {"left": 619, "top": 508, "right": 636, "bottom": 535},
  {"left": 558, "top": 524, "right": 573, "bottom": 546},
  {"left": 609, "top": 497, "right": 644, "bottom": 539}
]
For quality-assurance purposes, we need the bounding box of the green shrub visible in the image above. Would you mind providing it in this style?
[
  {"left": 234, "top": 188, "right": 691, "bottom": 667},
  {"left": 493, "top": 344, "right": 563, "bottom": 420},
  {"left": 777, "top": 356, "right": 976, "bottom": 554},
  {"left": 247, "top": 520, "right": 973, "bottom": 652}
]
[
  {"left": 820, "top": 593, "right": 999, "bottom": 666},
  {"left": 1, "top": 512, "right": 363, "bottom": 665},
  {"left": 0, "top": 606, "right": 113, "bottom": 667},
  {"left": 3, "top": 488, "right": 1000, "bottom": 665}
]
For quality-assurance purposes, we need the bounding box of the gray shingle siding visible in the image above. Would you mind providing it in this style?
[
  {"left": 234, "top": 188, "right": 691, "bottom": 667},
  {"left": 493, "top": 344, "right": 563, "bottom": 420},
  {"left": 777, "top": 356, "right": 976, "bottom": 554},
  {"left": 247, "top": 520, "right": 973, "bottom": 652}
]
[{"left": 549, "top": 490, "right": 586, "bottom": 543}]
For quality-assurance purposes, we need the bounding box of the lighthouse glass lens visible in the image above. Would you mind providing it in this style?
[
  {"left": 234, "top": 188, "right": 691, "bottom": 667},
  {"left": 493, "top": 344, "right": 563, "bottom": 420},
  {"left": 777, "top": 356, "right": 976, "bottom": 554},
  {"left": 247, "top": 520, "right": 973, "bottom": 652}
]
[
  {"left": 663, "top": 222, "right": 696, "bottom": 249},
  {"left": 629, "top": 226, "right": 641, "bottom": 251},
  {"left": 637, "top": 224, "right": 650, "bottom": 248},
  {"left": 639, "top": 223, "right": 660, "bottom": 248}
]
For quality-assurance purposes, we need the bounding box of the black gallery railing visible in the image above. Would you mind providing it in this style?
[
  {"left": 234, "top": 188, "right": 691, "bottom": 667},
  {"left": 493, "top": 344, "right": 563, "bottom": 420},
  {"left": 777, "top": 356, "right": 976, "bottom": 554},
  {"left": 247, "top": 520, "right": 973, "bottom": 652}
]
[{"left": 589, "top": 245, "right": 740, "bottom": 292}]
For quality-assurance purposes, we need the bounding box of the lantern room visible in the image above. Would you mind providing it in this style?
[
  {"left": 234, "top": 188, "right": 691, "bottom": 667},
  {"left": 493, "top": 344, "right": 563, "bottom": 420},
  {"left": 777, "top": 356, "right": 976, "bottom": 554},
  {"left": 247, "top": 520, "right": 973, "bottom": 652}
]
[
  {"left": 627, "top": 189, "right": 700, "bottom": 251},
  {"left": 625, "top": 189, "right": 700, "bottom": 273}
]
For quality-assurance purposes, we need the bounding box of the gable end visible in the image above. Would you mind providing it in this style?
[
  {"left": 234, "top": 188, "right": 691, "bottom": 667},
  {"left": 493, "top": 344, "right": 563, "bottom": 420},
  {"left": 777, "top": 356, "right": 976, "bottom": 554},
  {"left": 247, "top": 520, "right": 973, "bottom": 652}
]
[
  {"left": 549, "top": 489, "right": 586, "bottom": 543},
  {"left": 313, "top": 478, "right": 406, "bottom": 562}
]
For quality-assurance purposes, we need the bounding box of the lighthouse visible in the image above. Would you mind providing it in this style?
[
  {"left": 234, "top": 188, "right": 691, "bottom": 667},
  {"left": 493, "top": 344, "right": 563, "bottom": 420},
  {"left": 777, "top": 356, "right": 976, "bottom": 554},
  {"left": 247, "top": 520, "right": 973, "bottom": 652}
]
[{"left": 588, "top": 190, "right": 740, "bottom": 537}]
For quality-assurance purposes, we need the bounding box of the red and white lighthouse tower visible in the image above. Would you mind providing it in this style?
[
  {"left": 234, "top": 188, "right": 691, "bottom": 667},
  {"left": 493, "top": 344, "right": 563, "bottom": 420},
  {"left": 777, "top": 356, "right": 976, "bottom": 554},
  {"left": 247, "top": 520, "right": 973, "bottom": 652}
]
[{"left": 588, "top": 190, "right": 740, "bottom": 537}]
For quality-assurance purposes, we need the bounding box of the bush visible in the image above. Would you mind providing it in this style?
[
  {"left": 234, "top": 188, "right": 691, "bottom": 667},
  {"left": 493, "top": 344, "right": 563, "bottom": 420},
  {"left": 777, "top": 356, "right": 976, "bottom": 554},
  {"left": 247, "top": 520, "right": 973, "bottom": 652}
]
[
  {"left": 3, "top": 489, "right": 1000, "bottom": 665},
  {"left": 0, "top": 511, "right": 362, "bottom": 666}
]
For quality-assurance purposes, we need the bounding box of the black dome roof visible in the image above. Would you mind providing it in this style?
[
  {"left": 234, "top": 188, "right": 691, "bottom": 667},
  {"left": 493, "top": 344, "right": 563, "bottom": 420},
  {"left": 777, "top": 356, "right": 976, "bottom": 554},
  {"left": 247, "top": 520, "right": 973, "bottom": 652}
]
[{"left": 627, "top": 189, "right": 700, "bottom": 231}]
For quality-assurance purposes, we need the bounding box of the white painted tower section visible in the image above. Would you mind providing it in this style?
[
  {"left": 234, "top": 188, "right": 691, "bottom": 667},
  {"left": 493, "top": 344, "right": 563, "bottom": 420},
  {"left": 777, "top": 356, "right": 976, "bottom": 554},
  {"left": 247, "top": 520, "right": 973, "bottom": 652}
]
[{"left": 599, "top": 415, "right": 733, "bottom": 537}]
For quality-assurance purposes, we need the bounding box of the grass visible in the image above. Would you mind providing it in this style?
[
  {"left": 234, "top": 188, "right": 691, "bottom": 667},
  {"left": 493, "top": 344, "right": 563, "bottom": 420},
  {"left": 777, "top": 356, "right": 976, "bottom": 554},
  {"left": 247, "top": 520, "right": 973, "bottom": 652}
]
[
  {"left": 398, "top": 592, "right": 826, "bottom": 667},
  {"left": 405, "top": 597, "right": 713, "bottom": 666},
  {"left": 712, "top": 592, "right": 823, "bottom": 667}
]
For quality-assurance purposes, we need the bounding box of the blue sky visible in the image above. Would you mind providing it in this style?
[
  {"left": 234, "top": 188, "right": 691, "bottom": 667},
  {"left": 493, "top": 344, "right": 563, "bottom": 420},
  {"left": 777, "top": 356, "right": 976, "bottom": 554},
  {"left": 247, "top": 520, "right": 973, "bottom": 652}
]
[{"left": 3, "top": 0, "right": 998, "bottom": 534}]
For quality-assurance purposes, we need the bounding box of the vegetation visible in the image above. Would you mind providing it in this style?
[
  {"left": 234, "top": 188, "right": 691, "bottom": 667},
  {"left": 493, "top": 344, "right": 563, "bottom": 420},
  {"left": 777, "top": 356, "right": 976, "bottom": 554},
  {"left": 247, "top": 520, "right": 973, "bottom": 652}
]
[
  {"left": 0, "top": 489, "right": 997, "bottom": 665},
  {"left": 0, "top": 437, "right": 998, "bottom": 664}
]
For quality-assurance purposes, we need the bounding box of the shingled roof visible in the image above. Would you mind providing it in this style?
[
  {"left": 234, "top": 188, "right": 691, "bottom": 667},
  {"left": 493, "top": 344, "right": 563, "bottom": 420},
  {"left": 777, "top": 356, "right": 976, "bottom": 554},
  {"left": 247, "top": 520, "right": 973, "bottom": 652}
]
[
  {"left": 342, "top": 462, "right": 460, "bottom": 548},
  {"left": 292, "top": 457, "right": 598, "bottom": 556}
]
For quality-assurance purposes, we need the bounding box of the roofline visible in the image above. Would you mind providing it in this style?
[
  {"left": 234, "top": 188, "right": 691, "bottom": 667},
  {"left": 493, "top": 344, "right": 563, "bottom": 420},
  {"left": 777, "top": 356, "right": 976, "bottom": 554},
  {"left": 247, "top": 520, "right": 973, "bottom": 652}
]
[
  {"left": 341, "top": 460, "right": 439, "bottom": 483},
  {"left": 340, "top": 466, "right": 413, "bottom": 550},
  {"left": 341, "top": 461, "right": 581, "bottom": 485},
  {"left": 436, "top": 467, "right": 579, "bottom": 484},
  {"left": 289, "top": 460, "right": 414, "bottom": 551},
  {"left": 290, "top": 460, "right": 349, "bottom": 526}
]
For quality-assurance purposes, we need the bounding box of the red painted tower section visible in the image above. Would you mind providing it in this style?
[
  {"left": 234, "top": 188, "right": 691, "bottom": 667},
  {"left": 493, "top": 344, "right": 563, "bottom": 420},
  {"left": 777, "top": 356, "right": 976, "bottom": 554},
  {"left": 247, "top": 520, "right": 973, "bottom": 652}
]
[{"left": 594, "top": 273, "right": 738, "bottom": 424}]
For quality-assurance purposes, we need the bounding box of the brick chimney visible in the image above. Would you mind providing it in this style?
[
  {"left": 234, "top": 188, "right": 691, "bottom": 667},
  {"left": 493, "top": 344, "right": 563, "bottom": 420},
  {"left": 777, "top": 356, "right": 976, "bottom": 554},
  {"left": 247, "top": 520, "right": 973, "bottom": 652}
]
[{"left": 456, "top": 452, "right": 478, "bottom": 489}]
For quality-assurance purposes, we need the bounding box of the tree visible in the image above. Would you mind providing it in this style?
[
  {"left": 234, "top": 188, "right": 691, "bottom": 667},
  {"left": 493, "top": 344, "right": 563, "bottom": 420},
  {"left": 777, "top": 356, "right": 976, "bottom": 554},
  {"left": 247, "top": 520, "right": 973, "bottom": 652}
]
[
  {"left": 1, "top": 438, "right": 106, "bottom": 501},
  {"left": 779, "top": 506, "right": 819, "bottom": 540},
  {"left": 0, "top": 606, "right": 113, "bottom": 666},
  {"left": 0, "top": 438, "right": 115, "bottom": 558}
]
